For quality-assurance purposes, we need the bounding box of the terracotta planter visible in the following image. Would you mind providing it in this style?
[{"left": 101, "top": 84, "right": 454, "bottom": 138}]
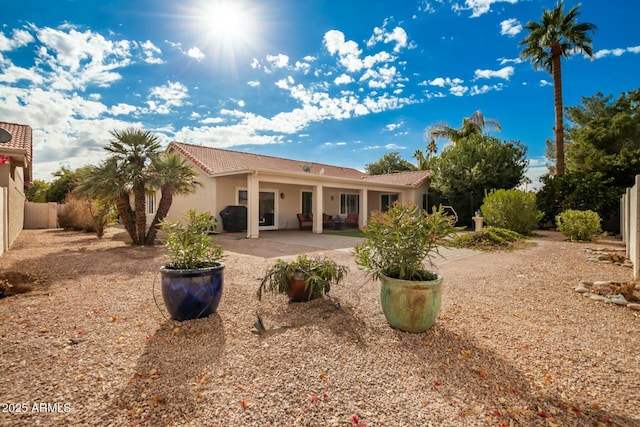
[
  {"left": 160, "top": 264, "right": 224, "bottom": 321},
  {"left": 379, "top": 272, "right": 442, "bottom": 333},
  {"left": 286, "top": 272, "right": 318, "bottom": 302}
]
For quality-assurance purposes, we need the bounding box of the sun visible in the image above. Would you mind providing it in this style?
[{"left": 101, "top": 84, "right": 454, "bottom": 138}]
[{"left": 206, "top": 1, "right": 246, "bottom": 40}]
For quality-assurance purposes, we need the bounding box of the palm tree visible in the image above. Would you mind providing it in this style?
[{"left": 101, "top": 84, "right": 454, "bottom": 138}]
[
  {"left": 145, "top": 154, "right": 200, "bottom": 244},
  {"left": 425, "top": 110, "right": 501, "bottom": 144},
  {"left": 75, "top": 157, "right": 138, "bottom": 243},
  {"left": 104, "top": 128, "right": 161, "bottom": 244},
  {"left": 519, "top": 1, "right": 596, "bottom": 176}
]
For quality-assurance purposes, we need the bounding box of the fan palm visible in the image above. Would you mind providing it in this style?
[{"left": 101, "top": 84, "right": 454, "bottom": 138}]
[
  {"left": 105, "top": 128, "right": 161, "bottom": 243},
  {"left": 145, "top": 154, "right": 200, "bottom": 244},
  {"left": 425, "top": 110, "right": 501, "bottom": 144},
  {"left": 519, "top": 1, "right": 596, "bottom": 176},
  {"left": 75, "top": 157, "right": 138, "bottom": 243}
]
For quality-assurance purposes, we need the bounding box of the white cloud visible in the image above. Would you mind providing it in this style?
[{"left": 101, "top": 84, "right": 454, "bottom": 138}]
[
  {"left": 470, "top": 83, "right": 504, "bottom": 96},
  {"left": 146, "top": 81, "right": 189, "bottom": 114},
  {"left": 594, "top": 47, "right": 627, "bottom": 59},
  {"left": 247, "top": 80, "right": 260, "bottom": 87},
  {"left": 540, "top": 80, "right": 552, "bottom": 87},
  {"left": 266, "top": 53, "right": 290, "bottom": 69},
  {"left": 0, "top": 29, "right": 34, "bottom": 51},
  {"left": 323, "top": 30, "right": 363, "bottom": 72},
  {"left": 474, "top": 66, "right": 514, "bottom": 80},
  {"left": 628, "top": 45, "right": 640, "bottom": 54},
  {"left": 187, "top": 46, "right": 205, "bottom": 61},
  {"left": 334, "top": 74, "right": 354, "bottom": 85},
  {"left": 500, "top": 18, "right": 522, "bottom": 37},
  {"left": 498, "top": 57, "right": 523, "bottom": 65},
  {"left": 367, "top": 21, "right": 409, "bottom": 53},
  {"left": 459, "top": 0, "right": 518, "bottom": 18}
]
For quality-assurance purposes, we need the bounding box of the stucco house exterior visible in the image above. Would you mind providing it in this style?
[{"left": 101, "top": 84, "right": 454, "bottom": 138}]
[
  {"left": 0, "top": 122, "right": 33, "bottom": 254},
  {"left": 162, "top": 142, "right": 430, "bottom": 238}
]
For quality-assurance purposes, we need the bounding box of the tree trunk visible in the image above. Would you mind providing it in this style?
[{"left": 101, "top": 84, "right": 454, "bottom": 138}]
[
  {"left": 552, "top": 53, "right": 564, "bottom": 176},
  {"left": 115, "top": 193, "right": 139, "bottom": 244},
  {"left": 133, "top": 182, "right": 147, "bottom": 245},
  {"left": 145, "top": 187, "right": 173, "bottom": 245}
]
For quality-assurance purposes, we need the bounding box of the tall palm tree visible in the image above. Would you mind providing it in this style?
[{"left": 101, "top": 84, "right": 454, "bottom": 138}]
[
  {"left": 519, "top": 1, "right": 596, "bottom": 176},
  {"left": 425, "top": 110, "right": 501, "bottom": 144},
  {"left": 105, "top": 128, "right": 161, "bottom": 244},
  {"left": 145, "top": 154, "right": 200, "bottom": 244}
]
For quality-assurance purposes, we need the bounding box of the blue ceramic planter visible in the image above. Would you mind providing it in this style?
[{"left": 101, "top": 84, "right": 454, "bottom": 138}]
[{"left": 160, "top": 264, "right": 224, "bottom": 321}]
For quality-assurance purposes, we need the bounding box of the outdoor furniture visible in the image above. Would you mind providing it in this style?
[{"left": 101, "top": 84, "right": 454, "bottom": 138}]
[
  {"left": 346, "top": 213, "right": 359, "bottom": 228},
  {"left": 296, "top": 213, "right": 312, "bottom": 230},
  {"left": 322, "top": 213, "right": 334, "bottom": 229},
  {"left": 333, "top": 217, "right": 346, "bottom": 230}
]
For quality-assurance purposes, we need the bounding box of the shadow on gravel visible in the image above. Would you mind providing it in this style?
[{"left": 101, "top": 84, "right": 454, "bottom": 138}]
[
  {"left": 104, "top": 314, "right": 226, "bottom": 425},
  {"left": 397, "top": 323, "right": 635, "bottom": 426}
]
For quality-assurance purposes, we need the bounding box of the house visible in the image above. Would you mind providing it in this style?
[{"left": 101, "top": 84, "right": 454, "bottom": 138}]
[
  {"left": 0, "top": 122, "right": 33, "bottom": 254},
  {"left": 163, "top": 142, "right": 430, "bottom": 238}
]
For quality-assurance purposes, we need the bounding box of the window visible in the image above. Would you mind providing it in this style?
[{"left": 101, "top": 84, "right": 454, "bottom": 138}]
[
  {"left": 146, "top": 193, "right": 156, "bottom": 215},
  {"left": 340, "top": 193, "right": 359, "bottom": 215},
  {"left": 301, "top": 191, "right": 312, "bottom": 214},
  {"left": 238, "top": 190, "right": 248, "bottom": 206},
  {"left": 381, "top": 193, "right": 399, "bottom": 212}
]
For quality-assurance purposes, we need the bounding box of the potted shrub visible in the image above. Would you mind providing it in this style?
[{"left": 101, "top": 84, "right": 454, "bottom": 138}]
[
  {"left": 257, "top": 254, "right": 348, "bottom": 302},
  {"left": 159, "top": 209, "right": 225, "bottom": 321},
  {"left": 353, "top": 202, "right": 456, "bottom": 333}
]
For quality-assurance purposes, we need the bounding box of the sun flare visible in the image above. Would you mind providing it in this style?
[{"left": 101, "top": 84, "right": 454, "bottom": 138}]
[{"left": 206, "top": 1, "right": 246, "bottom": 39}]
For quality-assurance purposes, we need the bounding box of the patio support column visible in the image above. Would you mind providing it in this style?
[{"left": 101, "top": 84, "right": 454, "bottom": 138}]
[
  {"left": 359, "top": 189, "right": 367, "bottom": 228},
  {"left": 313, "top": 184, "right": 323, "bottom": 234},
  {"left": 247, "top": 172, "right": 260, "bottom": 239}
]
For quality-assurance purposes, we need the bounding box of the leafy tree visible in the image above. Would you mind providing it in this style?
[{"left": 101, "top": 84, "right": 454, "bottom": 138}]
[
  {"left": 424, "top": 110, "right": 501, "bottom": 144},
  {"left": 75, "top": 128, "right": 199, "bottom": 245},
  {"left": 46, "top": 166, "right": 86, "bottom": 202},
  {"left": 565, "top": 89, "right": 640, "bottom": 188},
  {"left": 26, "top": 179, "right": 50, "bottom": 202},
  {"left": 519, "top": 1, "right": 596, "bottom": 176},
  {"left": 365, "top": 152, "right": 415, "bottom": 175},
  {"left": 430, "top": 134, "right": 527, "bottom": 225},
  {"left": 535, "top": 172, "right": 621, "bottom": 228}
]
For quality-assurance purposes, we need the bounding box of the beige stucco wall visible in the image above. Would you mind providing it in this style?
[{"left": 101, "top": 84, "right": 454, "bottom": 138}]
[
  {"left": 24, "top": 202, "right": 58, "bottom": 229},
  {"left": 0, "top": 162, "right": 25, "bottom": 248}
]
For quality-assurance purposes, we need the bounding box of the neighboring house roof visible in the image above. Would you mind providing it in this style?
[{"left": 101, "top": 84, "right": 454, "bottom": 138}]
[
  {"left": 0, "top": 122, "right": 33, "bottom": 184},
  {"left": 361, "top": 170, "right": 430, "bottom": 188},
  {"left": 167, "top": 141, "right": 430, "bottom": 188}
]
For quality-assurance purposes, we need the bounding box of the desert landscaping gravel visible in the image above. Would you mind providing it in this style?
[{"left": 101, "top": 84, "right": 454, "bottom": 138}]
[{"left": 0, "top": 228, "right": 638, "bottom": 426}]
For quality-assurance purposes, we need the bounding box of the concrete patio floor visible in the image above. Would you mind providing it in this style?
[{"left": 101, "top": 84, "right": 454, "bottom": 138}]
[{"left": 214, "top": 229, "right": 479, "bottom": 263}]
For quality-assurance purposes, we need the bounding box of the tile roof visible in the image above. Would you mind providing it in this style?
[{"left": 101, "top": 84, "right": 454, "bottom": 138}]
[
  {"left": 362, "top": 170, "right": 430, "bottom": 187},
  {"left": 168, "top": 141, "right": 430, "bottom": 187},
  {"left": 168, "top": 142, "right": 366, "bottom": 179},
  {"left": 0, "top": 122, "right": 33, "bottom": 183}
]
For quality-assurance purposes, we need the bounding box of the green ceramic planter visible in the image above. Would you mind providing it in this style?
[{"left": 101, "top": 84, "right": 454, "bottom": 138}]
[{"left": 379, "top": 272, "right": 442, "bottom": 333}]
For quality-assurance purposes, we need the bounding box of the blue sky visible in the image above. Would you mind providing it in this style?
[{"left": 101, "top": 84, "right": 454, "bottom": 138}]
[{"left": 1, "top": 0, "right": 638, "bottom": 186}]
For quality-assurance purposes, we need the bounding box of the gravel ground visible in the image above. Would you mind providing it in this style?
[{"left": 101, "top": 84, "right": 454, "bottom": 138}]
[{"left": 0, "top": 228, "right": 638, "bottom": 427}]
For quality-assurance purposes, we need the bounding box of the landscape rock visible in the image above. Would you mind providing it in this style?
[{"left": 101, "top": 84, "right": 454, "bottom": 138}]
[
  {"left": 610, "top": 294, "right": 628, "bottom": 306},
  {"left": 627, "top": 303, "right": 640, "bottom": 311}
]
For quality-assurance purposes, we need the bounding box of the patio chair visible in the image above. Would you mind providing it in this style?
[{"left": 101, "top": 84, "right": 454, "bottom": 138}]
[
  {"left": 296, "top": 213, "right": 313, "bottom": 230},
  {"left": 346, "top": 213, "right": 359, "bottom": 228}
]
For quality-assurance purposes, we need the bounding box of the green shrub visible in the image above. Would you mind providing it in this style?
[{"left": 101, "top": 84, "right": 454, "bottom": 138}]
[
  {"left": 480, "top": 189, "right": 542, "bottom": 235},
  {"left": 449, "top": 227, "right": 527, "bottom": 250},
  {"left": 556, "top": 209, "right": 601, "bottom": 241}
]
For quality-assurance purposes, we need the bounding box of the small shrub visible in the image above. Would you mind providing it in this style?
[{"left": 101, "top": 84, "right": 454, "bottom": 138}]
[
  {"left": 481, "top": 189, "right": 542, "bottom": 235},
  {"left": 556, "top": 209, "right": 601, "bottom": 241},
  {"left": 58, "top": 194, "right": 95, "bottom": 232},
  {"left": 58, "top": 194, "right": 116, "bottom": 237},
  {"left": 449, "top": 227, "right": 527, "bottom": 250}
]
